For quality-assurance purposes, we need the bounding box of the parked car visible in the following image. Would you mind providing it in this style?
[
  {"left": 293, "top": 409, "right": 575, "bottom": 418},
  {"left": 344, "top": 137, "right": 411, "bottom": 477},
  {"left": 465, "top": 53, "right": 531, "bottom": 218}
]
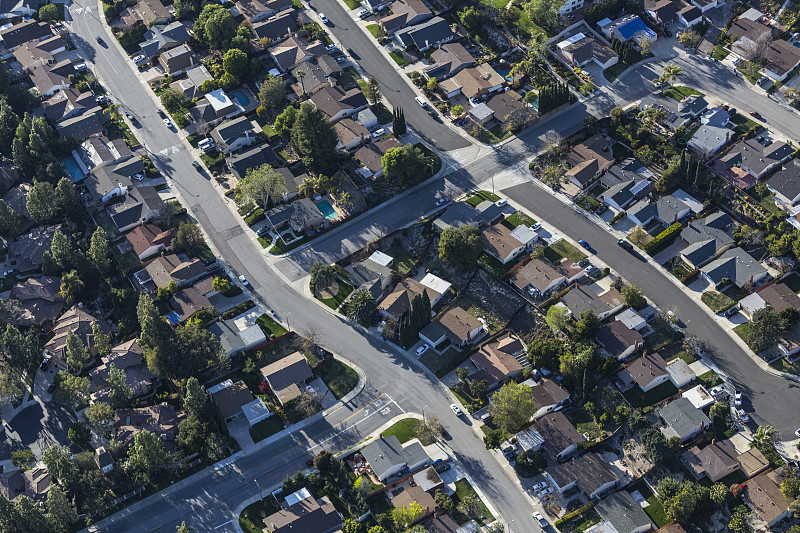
[
  {"left": 335, "top": 56, "right": 346, "bottom": 64},
  {"left": 132, "top": 54, "right": 146, "bottom": 64},
  {"left": 734, "top": 391, "right": 742, "bottom": 406},
  {"left": 75, "top": 63, "right": 87, "bottom": 71},
  {"left": 795, "top": 428, "right": 800, "bottom": 438},
  {"left": 533, "top": 511, "right": 548, "bottom": 527},
  {"left": 163, "top": 117, "right": 173, "bottom": 128},
  {"left": 238, "top": 274, "right": 250, "bottom": 287},
  {"left": 319, "top": 12, "right": 329, "bottom": 23},
  {"left": 732, "top": 57, "right": 741, "bottom": 66},
  {"left": 578, "top": 258, "right": 590, "bottom": 268},
  {"left": 192, "top": 161, "right": 201, "bottom": 170},
  {"left": 415, "top": 96, "right": 427, "bottom": 108},
  {"left": 749, "top": 110, "right": 761, "bottom": 119},
  {"left": 415, "top": 344, "right": 429, "bottom": 356},
  {"left": 157, "top": 109, "right": 166, "bottom": 118},
  {"left": 94, "top": 95, "right": 108, "bottom": 104},
  {"left": 617, "top": 239, "right": 633, "bottom": 252},
  {"left": 757, "top": 76, "right": 768, "bottom": 85},
  {"left": 450, "top": 404, "right": 462, "bottom": 416},
  {"left": 371, "top": 128, "right": 385, "bottom": 138},
  {"left": 2, "top": 269, "right": 16, "bottom": 277},
  {"left": 537, "top": 487, "right": 553, "bottom": 498},
  {"left": 728, "top": 108, "right": 737, "bottom": 116},
  {"left": 531, "top": 222, "right": 541, "bottom": 231},
  {"left": 358, "top": 8, "right": 370, "bottom": 18},
  {"left": 495, "top": 199, "right": 508, "bottom": 207},
  {"left": 435, "top": 198, "right": 448, "bottom": 207},
  {"left": 325, "top": 44, "right": 337, "bottom": 52},
  {"left": 595, "top": 204, "right": 607, "bottom": 215},
  {"left": 207, "top": 263, "right": 222, "bottom": 272},
  {"left": 47, "top": 383, "right": 56, "bottom": 394},
  {"left": 578, "top": 239, "right": 591, "bottom": 250},
  {"left": 531, "top": 481, "right": 548, "bottom": 492},
  {"left": 40, "top": 357, "right": 50, "bottom": 370},
  {"left": 256, "top": 225, "right": 270, "bottom": 237}
]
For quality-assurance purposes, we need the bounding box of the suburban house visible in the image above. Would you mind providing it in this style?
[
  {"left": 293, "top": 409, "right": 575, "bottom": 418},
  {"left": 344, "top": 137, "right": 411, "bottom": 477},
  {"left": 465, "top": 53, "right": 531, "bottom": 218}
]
[
  {"left": 167, "top": 286, "right": 211, "bottom": 324},
  {"left": 565, "top": 134, "right": 614, "bottom": 190},
  {"left": 468, "top": 333, "right": 526, "bottom": 390},
  {"left": 269, "top": 37, "right": 326, "bottom": 72},
  {"left": 615, "top": 308, "right": 647, "bottom": 332},
  {"left": 364, "top": 0, "right": 391, "bottom": 13},
  {"left": 679, "top": 212, "right": 734, "bottom": 268},
  {"left": 262, "top": 490, "right": 344, "bottom": 533},
  {"left": 95, "top": 447, "right": 114, "bottom": 474},
  {"left": 210, "top": 117, "right": 258, "bottom": 154},
  {"left": 626, "top": 194, "right": 691, "bottom": 227},
  {"left": 767, "top": 158, "right": 800, "bottom": 208},
  {"left": 346, "top": 257, "right": 394, "bottom": 299},
  {"left": 260, "top": 351, "right": 314, "bottom": 405},
  {"left": 644, "top": 0, "right": 680, "bottom": 25},
  {"left": 55, "top": 107, "right": 105, "bottom": 140},
  {"left": 28, "top": 59, "right": 73, "bottom": 97},
  {"left": 0, "top": 21, "right": 53, "bottom": 54},
  {"left": 113, "top": 404, "right": 184, "bottom": 449},
  {"left": 44, "top": 304, "right": 113, "bottom": 370},
  {"left": 252, "top": 9, "right": 299, "bottom": 42},
  {"left": 334, "top": 118, "right": 370, "bottom": 151},
  {"left": 737, "top": 447, "right": 770, "bottom": 479},
  {"left": 560, "top": 285, "right": 624, "bottom": 321},
  {"left": 208, "top": 314, "right": 268, "bottom": 355},
  {"left": 360, "top": 435, "right": 431, "bottom": 482},
  {"left": 666, "top": 358, "right": 696, "bottom": 388},
  {"left": 353, "top": 136, "right": 403, "bottom": 179},
  {"left": 595, "top": 321, "right": 644, "bottom": 360},
  {"left": 106, "top": 186, "right": 167, "bottom": 232},
  {"left": 439, "top": 64, "right": 504, "bottom": 101},
  {"left": 510, "top": 258, "right": 569, "bottom": 294},
  {"left": 682, "top": 384, "right": 715, "bottom": 410},
  {"left": 291, "top": 57, "right": 343, "bottom": 96},
  {"left": 265, "top": 198, "right": 326, "bottom": 235},
  {"left": 209, "top": 380, "right": 269, "bottom": 427},
  {"left": 433, "top": 202, "right": 501, "bottom": 231},
  {"left": 379, "top": 278, "right": 442, "bottom": 319},
  {"left": 556, "top": 32, "right": 619, "bottom": 70},
  {"left": 7, "top": 275, "right": 63, "bottom": 328},
  {"left": 42, "top": 88, "right": 96, "bottom": 121},
  {"left": 534, "top": 411, "right": 583, "bottom": 462},
  {"left": 600, "top": 160, "right": 655, "bottom": 211},
  {"left": 226, "top": 142, "right": 281, "bottom": 181},
  {"left": 158, "top": 44, "right": 196, "bottom": 76},
  {"left": 738, "top": 282, "right": 800, "bottom": 320},
  {"left": 485, "top": 91, "right": 527, "bottom": 129},
  {"left": 13, "top": 35, "right": 66, "bottom": 71},
  {"left": 678, "top": 5, "right": 703, "bottom": 27},
  {"left": 700, "top": 107, "right": 731, "bottom": 128},
  {"left": 423, "top": 42, "right": 475, "bottom": 80},
  {"left": 690, "top": 0, "right": 717, "bottom": 12},
  {"left": 7, "top": 224, "right": 58, "bottom": 274},
  {"left": 530, "top": 378, "right": 570, "bottom": 419},
  {"left": 395, "top": 17, "right": 453, "bottom": 52},
  {"left": 134, "top": 255, "right": 206, "bottom": 292},
  {"left": 719, "top": 138, "right": 794, "bottom": 181},
  {"left": 310, "top": 85, "right": 369, "bottom": 123},
  {"left": 699, "top": 247, "right": 767, "bottom": 289},
  {"left": 78, "top": 136, "right": 133, "bottom": 170},
  {"left": 763, "top": 39, "right": 800, "bottom": 81},
  {"left": 380, "top": 0, "right": 431, "bottom": 34},
  {"left": 233, "top": 0, "right": 293, "bottom": 23},
  {"left": 0, "top": 468, "right": 50, "bottom": 502},
  {"left": 595, "top": 491, "right": 653, "bottom": 533},
  {"left": 601, "top": 15, "right": 657, "bottom": 46},
  {"left": 89, "top": 339, "right": 157, "bottom": 404},
  {"left": 480, "top": 223, "right": 538, "bottom": 264},
  {"left": 139, "top": 21, "right": 190, "bottom": 58},
  {"left": 545, "top": 453, "right": 619, "bottom": 499},
  {"left": 744, "top": 468, "right": 792, "bottom": 528},
  {"left": 125, "top": 223, "right": 177, "bottom": 260},
  {"left": 618, "top": 352, "right": 670, "bottom": 392},
  {"left": 117, "top": 0, "right": 170, "bottom": 26},
  {"left": 682, "top": 439, "right": 739, "bottom": 482},
  {"left": 688, "top": 124, "right": 734, "bottom": 156},
  {"left": 559, "top": 0, "right": 584, "bottom": 14},
  {"left": 421, "top": 307, "right": 485, "bottom": 350},
  {"left": 657, "top": 397, "right": 711, "bottom": 442},
  {"left": 729, "top": 19, "right": 774, "bottom": 59}
]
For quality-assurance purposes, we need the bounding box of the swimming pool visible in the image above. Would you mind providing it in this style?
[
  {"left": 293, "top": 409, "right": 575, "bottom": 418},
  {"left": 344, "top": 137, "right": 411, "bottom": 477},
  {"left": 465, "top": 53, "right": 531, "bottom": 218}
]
[
  {"left": 230, "top": 90, "right": 251, "bottom": 107},
  {"left": 62, "top": 157, "right": 86, "bottom": 183},
  {"left": 494, "top": 66, "right": 513, "bottom": 82},
  {"left": 316, "top": 200, "right": 338, "bottom": 220}
]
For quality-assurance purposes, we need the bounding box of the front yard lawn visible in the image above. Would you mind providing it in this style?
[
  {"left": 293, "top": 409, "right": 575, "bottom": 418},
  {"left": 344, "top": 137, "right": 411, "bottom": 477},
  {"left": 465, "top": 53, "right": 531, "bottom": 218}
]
[
  {"left": 697, "top": 369, "right": 723, "bottom": 389},
  {"left": 712, "top": 45, "right": 730, "bottom": 60},
  {"left": 623, "top": 380, "right": 678, "bottom": 408},
  {"left": 770, "top": 357, "right": 800, "bottom": 375},
  {"left": 546, "top": 239, "right": 587, "bottom": 263},
  {"left": 316, "top": 358, "right": 359, "bottom": 399},
  {"left": 556, "top": 508, "right": 602, "bottom": 533},
  {"left": 666, "top": 257, "right": 694, "bottom": 280},
  {"left": 501, "top": 211, "right": 536, "bottom": 229},
  {"left": 730, "top": 113, "right": 760, "bottom": 136},
  {"left": 452, "top": 479, "right": 493, "bottom": 525},
  {"left": 249, "top": 415, "right": 285, "bottom": 443},
  {"left": 603, "top": 62, "right": 628, "bottom": 82},
  {"left": 257, "top": 314, "right": 288, "bottom": 338},
  {"left": 662, "top": 86, "right": 704, "bottom": 100},
  {"left": 466, "top": 190, "right": 500, "bottom": 207},
  {"left": 317, "top": 280, "right": 355, "bottom": 310},
  {"left": 240, "top": 496, "right": 280, "bottom": 533},
  {"left": 366, "top": 24, "right": 382, "bottom": 38},
  {"left": 661, "top": 342, "right": 699, "bottom": 365},
  {"left": 701, "top": 291, "right": 735, "bottom": 313},
  {"left": 389, "top": 51, "right": 408, "bottom": 67},
  {"left": 386, "top": 245, "right": 415, "bottom": 274},
  {"left": 269, "top": 235, "right": 308, "bottom": 254},
  {"left": 343, "top": 0, "right": 360, "bottom": 8},
  {"left": 419, "top": 346, "right": 469, "bottom": 378},
  {"left": 382, "top": 418, "right": 419, "bottom": 444}
]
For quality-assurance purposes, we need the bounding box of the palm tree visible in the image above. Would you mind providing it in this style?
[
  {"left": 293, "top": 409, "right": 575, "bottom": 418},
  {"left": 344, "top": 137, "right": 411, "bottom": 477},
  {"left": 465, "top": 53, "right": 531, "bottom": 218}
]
[
  {"left": 59, "top": 269, "right": 84, "bottom": 305},
  {"left": 662, "top": 64, "right": 683, "bottom": 90},
  {"left": 345, "top": 289, "right": 376, "bottom": 326},
  {"left": 297, "top": 70, "right": 306, "bottom": 96},
  {"left": 639, "top": 106, "right": 666, "bottom": 132},
  {"left": 753, "top": 425, "right": 777, "bottom": 448},
  {"left": 298, "top": 176, "right": 317, "bottom": 198}
]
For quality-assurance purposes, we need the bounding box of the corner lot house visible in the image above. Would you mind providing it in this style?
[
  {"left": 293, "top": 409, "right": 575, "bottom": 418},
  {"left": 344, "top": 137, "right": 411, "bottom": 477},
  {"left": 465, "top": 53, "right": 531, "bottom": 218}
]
[
  {"left": 210, "top": 117, "right": 258, "bottom": 154},
  {"left": 545, "top": 452, "right": 619, "bottom": 499},
  {"left": 767, "top": 158, "right": 800, "bottom": 208},
  {"left": 744, "top": 467, "right": 792, "bottom": 527},
  {"left": 469, "top": 333, "right": 525, "bottom": 389},
  {"left": 556, "top": 33, "right": 619, "bottom": 70},
  {"left": 361, "top": 435, "right": 431, "bottom": 482},
  {"left": 738, "top": 282, "right": 800, "bottom": 320},
  {"left": 763, "top": 39, "right": 800, "bottom": 82},
  {"left": 682, "top": 439, "right": 739, "bottom": 482},
  {"left": 379, "top": 0, "right": 431, "bottom": 34},
  {"left": 699, "top": 247, "right": 767, "bottom": 289},
  {"left": 595, "top": 491, "right": 653, "bottom": 533},
  {"left": 260, "top": 351, "right": 314, "bottom": 405},
  {"left": 530, "top": 378, "right": 570, "bottom": 419},
  {"left": 719, "top": 138, "right": 793, "bottom": 181},
  {"left": 657, "top": 397, "right": 711, "bottom": 442},
  {"left": 595, "top": 321, "right": 644, "bottom": 360},
  {"left": 564, "top": 135, "right": 614, "bottom": 190},
  {"left": 618, "top": 352, "right": 670, "bottom": 392}
]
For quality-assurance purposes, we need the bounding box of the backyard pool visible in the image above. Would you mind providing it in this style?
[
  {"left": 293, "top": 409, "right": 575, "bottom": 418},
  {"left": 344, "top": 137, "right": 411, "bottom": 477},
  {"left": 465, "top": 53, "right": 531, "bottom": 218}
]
[
  {"left": 494, "top": 66, "right": 512, "bottom": 82},
  {"left": 230, "top": 90, "right": 251, "bottom": 107},
  {"left": 316, "top": 200, "right": 338, "bottom": 220},
  {"left": 62, "top": 157, "right": 86, "bottom": 183}
]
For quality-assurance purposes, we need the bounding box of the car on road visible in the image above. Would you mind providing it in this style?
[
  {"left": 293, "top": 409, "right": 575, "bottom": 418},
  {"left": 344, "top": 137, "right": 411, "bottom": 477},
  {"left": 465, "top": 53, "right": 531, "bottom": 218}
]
[
  {"left": 95, "top": 36, "right": 104, "bottom": 45},
  {"left": 132, "top": 54, "right": 146, "bottom": 64},
  {"left": 157, "top": 109, "right": 165, "bottom": 118},
  {"left": 319, "top": 12, "right": 329, "bottom": 23},
  {"left": 435, "top": 198, "right": 448, "bottom": 207},
  {"left": 749, "top": 110, "right": 761, "bottom": 120},
  {"left": 450, "top": 404, "right": 462, "bottom": 416},
  {"left": 415, "top": 344, "right": 429, "bottom": 356},
  {"left": 796, "top": 428, "right": 800, "bottom": 438},
  {"left": 531, "top": 481, "right": 547, "bottom": 492},
  {"left": 734, "top": 391, "right": 742, "bottom": 406},
  {"left": 617, "top": 239, "right": 633, "bottom": 252},
  {"left": 495, "top": 199, "right": 508, "bottom": 207},
  {"left": 163, "top": 117, "right": 173, "bottom": 128},
  {"left": 357, "top": 8, "right": 370, "bottom": 18},
  {"left": 537, "top": 487, "right": 553, "bottom": 498},
  {"left": 47, "top": 383, "right": 56, "bottom": 394},
  {"left": 415, "top": 96, "right": 427, "bottom": 108},
  {"left": 238, "top": 274, "right": 250, "bottom": 287},
  {"left": 192, "top": 161, "right": 201, "bottom": 170},
  {"left": 578, "top": 239, "right": 591, "bottom": 250},
  {"left": 533, "top": 511, "right": 548, "bottom": 527}
]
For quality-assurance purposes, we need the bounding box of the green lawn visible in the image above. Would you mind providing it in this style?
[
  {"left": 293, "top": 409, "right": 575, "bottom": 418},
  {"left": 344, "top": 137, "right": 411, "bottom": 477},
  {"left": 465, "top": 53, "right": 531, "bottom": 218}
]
[
  {"left": 452, "top": 479, "right": 494, "bottom": 525},
  {"left": 386, "top": 246, "right": 415, "bottom": 274},
  {"left": 643, "top": 494, "right": 669, "bottom": 527},
  {"left": 737, "top": 61, "right": 762, "bottom": 84},
  {"left": 623, "top": 380, "right": 678, "bottom": 408},
  {"left": 466, "top": 191, "right": 500, "bottom": 207},
  {"left": 701, "top": 291, "right": 735, "bottom": 313},
  {"left": 316, "top": 358, "right": 359, "bottom": 399},
  {"left": 662, "top": 86, "right": 704, "bottom": 100},
  {"left": 112, "top": 247, "right": 142, "bottom": 273},
  {"left": 371, "top": 103, "right": 393, "bottom": 124},
  {"left": 661, "top": 343, "right": 699, "bottom": 365},
  {"left": 770, "top": 357, "right": 800, "bottom": 375},
  {"left": 389, "top": 51, "right": 408, "bottom": 67},
  {"left": 366, "top": 24, "right": 382, "bottom": 38},
  {"left": 249, "top": 416, "right": 285, "bottom": 444},
  {"left": 382, "top": 418, "right": 419, "bottom": 444},
  {"left": 256, "top": 314, "right": 288, "bottom": 338},
  {"left": 556, "top": 509, "right": 602, "bottom": 533},
  {"left": 565, "top": 404, "right": 601, "bottom": 440},
  {"left": 317, "top": 280, "right": 355, "bottom": 310},
  {"left": 712, "top": 45, "right": 730, "bottom": 60},
  {"left": 480, "top": 0, "right": 511, "bottom": 7},
  {"left": 239, "top": 496, "right": 280, "bottom": 533},
  {"left": 666, "top": 257, "right": 693, "bottom": 280},
  {"left": 730, "top": 113, "right": 759, "bottom": 136},
  {"left": 343, "top": 0, "right": 360, "bottom": 8},
  {"left": 269, "top": 235, "right": 308, "bottom": 254},
  {"left": 603, "top": 62, "right": 628, "bottom": 82},
  {"left": 547, "top": 239, "right": 587, "bottom": 263},
  {"left": 419, "top": 346, "right": 470, "bottom": 378},
  {"left": 697, "top": 369, "right": 723, "bottom": 389},
  {"left": 501, "top": 212, "right": 536, "bottom": 230}
]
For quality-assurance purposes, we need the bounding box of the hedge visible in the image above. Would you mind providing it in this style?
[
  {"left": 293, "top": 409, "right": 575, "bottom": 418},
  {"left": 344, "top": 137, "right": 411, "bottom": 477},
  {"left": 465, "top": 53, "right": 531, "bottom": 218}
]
[
  {"left": 554, "top": 501, "right": 597, "bottom": 527},
  {"left": 643, "top": 222, "right": 682, "bottom": 255},
  {"left": 221, "top": 300, "right": 255, "bottom": 320},
  {"left": 245, "top": 208, "right": 265, "bottom": 226}
]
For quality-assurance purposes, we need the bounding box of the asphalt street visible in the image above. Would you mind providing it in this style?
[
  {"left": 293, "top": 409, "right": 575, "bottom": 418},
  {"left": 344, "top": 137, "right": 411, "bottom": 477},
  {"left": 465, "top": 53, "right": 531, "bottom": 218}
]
[
  {"left": 310, "top": 0, "right": 470, "bottom": 151},
  {"left": 70, "top": 2, "right": 540, "bottom": 532}
]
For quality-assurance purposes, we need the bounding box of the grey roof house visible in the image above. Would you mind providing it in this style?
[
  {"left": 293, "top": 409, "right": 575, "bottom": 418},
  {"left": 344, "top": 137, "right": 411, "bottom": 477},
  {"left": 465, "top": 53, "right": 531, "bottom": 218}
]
[
  {"left": 210, "top": 116, "right": 258, "bottom": 154},
  {"left": 361, "top": 435, "right": 431, "bottom": 482},
  {"left": 699, "top": 247, "right": 767, "bottom": 289},
  {"left": 719, "top": 138, "right": 794, "bottom": 180},
  {"left": 395, "top": 17, "right": 454, "bottom": 52},
  {"left": 139, "top": 21, "right": 190, "bottom": 57},
  {"left": 679, "top": 212, "right": 734, "bottom": 268},
  {"left": 595, "top": 491, "right": 653, "bottom": 533},
  {"left": 657, "top": 397, "right": 711, "bottom": 442},
  {"left": 626, "top": 194, "right": 691, "bottom": 227},
  {"left": 265, "top": 198, "right": 325, "bottom": 235},
  {"left": 106, "top": 186, "right": 166, "bottom": 232},
  {"left": 226, "top": 142, "right": 281, "bottom": 181},
  {"left": 767, "top": 158, "right": 800, "bottom": 208}
]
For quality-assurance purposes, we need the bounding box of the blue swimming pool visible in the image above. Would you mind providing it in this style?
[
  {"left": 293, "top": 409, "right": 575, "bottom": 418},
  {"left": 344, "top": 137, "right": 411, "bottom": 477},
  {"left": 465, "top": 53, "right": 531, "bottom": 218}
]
[
  {"left": 62, "top": 157, "right": 86, "bottom": 183},
  {"left": 316, "top": 200, "right": 337, "bottom": 220},
  {"left": 495, "top": 67, "right": 512, "bottom": 82},
  {"left": 230, "top": 90, "right": 250, "bottom": 107}
]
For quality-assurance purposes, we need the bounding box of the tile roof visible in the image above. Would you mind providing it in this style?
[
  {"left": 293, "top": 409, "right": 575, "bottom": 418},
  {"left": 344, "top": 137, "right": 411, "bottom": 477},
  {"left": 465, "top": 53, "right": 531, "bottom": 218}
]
[
  {"left": 113, "top": 404, "right": 184, "bottom": 447},
  {"left": 8, "top": 275, "right": 63, "bottom": 326},
  {"left": 470, "top": 333, "right": 524, "bottom": 385},
  {"left": 125, "top": 223, "right": 176, "bottom": 257}
]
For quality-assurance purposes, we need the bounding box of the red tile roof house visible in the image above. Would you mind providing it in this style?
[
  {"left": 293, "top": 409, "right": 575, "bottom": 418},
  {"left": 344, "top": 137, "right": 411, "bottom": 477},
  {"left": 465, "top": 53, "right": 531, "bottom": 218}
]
[
  {"left": 617, "top": 352, "right": 670, "bottom": 393},
  {"left": 44, "top": 304, "right": 114, "bottom": 371},
  {"left": 595, "top": 321, "right": 644, "bottom": 361},
  {"left": 468, "top": 333, "right": 525, "bottom": 390},
  {"left": 530, "top": 378, "right": 570, "bottom": 419},
  {"left": 744, "top": 467, "right": 793, "bottom": 528},
  {"left": 125, "top": 223, "right": 177, "bottom": 260}
]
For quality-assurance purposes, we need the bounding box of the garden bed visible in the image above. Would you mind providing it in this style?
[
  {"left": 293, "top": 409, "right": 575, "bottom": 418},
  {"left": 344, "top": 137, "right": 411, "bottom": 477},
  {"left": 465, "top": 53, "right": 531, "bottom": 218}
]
[{"left": 701, "top": 291, "right": 735, "bottom": 313}]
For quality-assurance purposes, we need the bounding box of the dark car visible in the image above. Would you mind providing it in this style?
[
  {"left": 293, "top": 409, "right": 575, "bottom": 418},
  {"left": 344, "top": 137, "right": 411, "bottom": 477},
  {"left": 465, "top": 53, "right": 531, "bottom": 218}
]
[
  {"left": 617, "top": 239, "right": 633, "bottom": 252},
  {"left": 47, "top": 383, "right": 56, "bottom": 394},
  {"left": 96, "top": 36, "right": 105, "bottom": 45},
  {"left": 40, "top": 358, "right": 50, "bottom": 371},
  {"left": 256, "top": 225, "right": 270, "bottom": 237},
  {"left": 192, "top": 161, "right": 201, "bottom": 170},
  {"left": 157, "top": 109, "right": 166, "bottom": 118}
]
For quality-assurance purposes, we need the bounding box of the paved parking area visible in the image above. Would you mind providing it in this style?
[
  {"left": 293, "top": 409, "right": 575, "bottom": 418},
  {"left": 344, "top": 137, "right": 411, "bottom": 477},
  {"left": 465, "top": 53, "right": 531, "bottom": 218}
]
[{"left": 0, "top": 402, "right": 76, "bottom": 460}]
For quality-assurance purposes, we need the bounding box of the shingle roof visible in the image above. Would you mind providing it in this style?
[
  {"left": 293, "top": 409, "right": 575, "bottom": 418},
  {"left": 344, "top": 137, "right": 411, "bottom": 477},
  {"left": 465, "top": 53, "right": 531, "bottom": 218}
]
[
  {"left": 700, "top": 247, "right": 765, "bottom": 287},
  {"left": 379, "top": 278, "right": 438, "bottom": 317},
  {"left": 746, "top": 468, "right": 792, "bottom": 525},
  {"left": 763, "top": 39, "right": 800, "bottom": 76},
  {"left": 511, "top": 258, "right": 566, "bottom": 291},
  {"left": 681, "top": 439, "right": 738, "bottom": 480},
  {"left": 535, "top": 411, "right": 582, "bottom": 458},
  {"left": 767, "top": 158, "right": 800, "bottom": 203},
  {"left": 212, "top": 380, "right": 255, "bottom": 419},
  {"left": 530, "top": 378, "right": 569, "bottom": 408},
  {"left": 595, "top": 321, "right": 643, "bottom": 356},
  {"left": 620, "top": 352, "right": 669, "bottom": 389},
  {"left": 0, "top": 20, "right": 52, "bottom": 49},
  {"left": 226, "top": 142, "right": 281, "bottom": 181},
  {"left": 469, "top": 333, "right": 524, "bottom": 385},
  {"left": 354, "top": 137, "right": 403, "bottom": 173},
  {"left": 595, "top": 491, "right": 653, "bottom": 533},
  {"left": 547, "top": 452, "right": 618, "bottom": 495},
  {"left": 107, "top": 186, "right": 166, "bottom": 229},
  {"left": 720, "top": 138, "right": 794, "bottom": 177},
  {"left": 680, "top": 212, "right": 733, "bottom": 266},
  {"left": 657, "top": 397, "right": 711, "bottom": 438},
  {"left": 310, "top": 85, "right": 368, "bottom": 118}
]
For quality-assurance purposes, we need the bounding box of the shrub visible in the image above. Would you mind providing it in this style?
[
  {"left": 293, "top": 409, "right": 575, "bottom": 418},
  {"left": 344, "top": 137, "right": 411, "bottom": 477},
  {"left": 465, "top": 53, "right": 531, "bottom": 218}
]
[
  {"left": 643, "top": 222, "right": 682, "bottom": 255},
  {"left": 554, "top": 501, "right": 598, "bottom": 526}
]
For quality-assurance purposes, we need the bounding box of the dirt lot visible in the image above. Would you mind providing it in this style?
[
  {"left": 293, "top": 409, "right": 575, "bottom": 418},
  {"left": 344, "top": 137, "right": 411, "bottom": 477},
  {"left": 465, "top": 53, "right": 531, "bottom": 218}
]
[
  {"left": 417, "top": 232, "right": 477, "bottom": 291},
  {"left": 507, "top": 304, "right": 551, "bottom": 344},
  {"left": 457, "top": 269, "right": 528, "bottom": 333}
]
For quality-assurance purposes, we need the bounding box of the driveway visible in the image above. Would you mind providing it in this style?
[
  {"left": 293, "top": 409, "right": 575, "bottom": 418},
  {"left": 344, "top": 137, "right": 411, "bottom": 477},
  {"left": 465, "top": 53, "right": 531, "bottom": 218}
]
[{"left": 1, "top": 401, "right": 76, "bottom": 461}]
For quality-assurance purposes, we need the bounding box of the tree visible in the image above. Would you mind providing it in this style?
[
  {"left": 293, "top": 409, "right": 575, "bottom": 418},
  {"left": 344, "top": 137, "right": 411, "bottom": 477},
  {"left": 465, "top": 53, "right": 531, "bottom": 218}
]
[
  {"left": 426, "top": 76, "right": 438, "bottom": 92},
  {"left": 47, "top": 229, "right": 75, "bottom": 273},
  {"left": 223, "top": 48, "right": 249, "bottom": 80},
  {"left": 524, "top": 0, "right": 563, "bottom": 28},
  {"left": 658, "top": 479, "right": 709, "bottom": 523},
  {"left": 148, "top": 323, "right": 223, "bottom": 379},
  {"left": 67, "top": 422, "right": 91, "bottom": 448},
  {"left": 621, "top": 283, "right": 647, "bottom": 308},
  {"left": 381, "top": 144, "right": 430, "bottom": 187},
  {"left": 747, "top": 307, "right": 781, "bottom": 353},
  {"left": 26, "top": 180, "right": 58, "bottom": 224},
  {"left": 138, "top": 294, "right": 170, "bottom": 350},
  {"left": 0, "top": 99, "right": 19, "bottom": 151},
  {"left": 345, "top": 289, "right": 376, "bottom": 326},
  {"left": 239, "top": 163, "right": 288, "bottom": 210},
  {"left": 274, "top": 105, "right": 297, "bottom": 138},
  {"left": 527, "top": 338, "right": 562, "bottom": 370},
  {"left": 545, "top": 305, "right": 570, "bottom": 332},
  {"left": 1, "top": 324, "right": 33, "bottom": 370},
  {"left": 173, "top": 221, "right": 205, "bottom": 255},
  {"left": 106, "top": 363, "right": 134, "bottom": 407},
  {"left": 11, "top": 449, "right": 34, "bottom": 468},
  {"left": 438, "top": 225, "right": 482, "bottom": 270},
  {"left": 59, "top": 269, "right": 84, "bottom": 306},
  {"left": 488, "top": 381, "right": 535, "bottom": 432},
  {"left": 638, "top": 35, "right": 653, "bottom": 55},
  {"left": 184, "top": 377, "right": 207, "bottom": 418},
  {"left": 45, "top": 485, "right": 77, "bottom": 531},
  {"left": 92, "top": 322, "right": 111, "bottom": 359},
  {"left": 65, "top": 329, "right": 90, "bottom": 371},
  {"left": 391, "top": 501, "right": 425, "bottom": 529},
  {"left": 125, "top": 430, "right": 171, "bottom": 486},
  {"left": 414, "top": 414, "right": 444, "bottom": 445},
  {"left": 53, "top": 372, "right": 90, "bottom": 408},
  {"left": 194, "top": 4, "right": 237, "bottom": 50},
  {"left": 88, "top": 226, "right": 112, "bottom": 275},
  {"left": 457, "top": 494, "right": 481, "bottom": 520},
  {"left": 259, "top": 75, "right": 286, "bottom": 110},
  {"left": 367, "top": 77, "right": 381, "bottom": 105},
  {"left": 392, "top": 107, "right": 406, "bottom": 136},
  {"left": 459, "top": 6, "right": 483, "bottom": 30},
  {"left": 610, "top": 106, "right": 625, "bottom": 124},
  {"left": 85, "top": 402, "right": 115, "bottom": 434},
  {"left": 572, "top": 310, "right": 600, "bottom": 339},
  {"left": 0, "top": 199, "right": 20, "bottom": 238},
  {"left": 176, "top": 414, "right": 207, "bottom": 453},
  {"left": 677, "top": 28, "right": 700, "bottom": 50},
  {"left": 309, "top": 262, "right": 337, "bottom": 293},
  {"left": 753, "top": 424, "right": 777, "bottom": 448},
  {"left": 709, "top": 401, "right": 728, "bottom": 422},
  {"left": 0, "top": 366, "right": 24, "bottom": 407},
  {"left": 662, "top": 64, "right": 683, "bottom": 89},
  {"left": 709, "top": 482, "right": 728, "bottom": 504},
  {"left": 451, "top": 104, "right": 464, "bottom": 117},
  {"left": 39, "top": 3, "right": 61, "bottom": 20},
  {"left": 290, "top": 102, "right": 337, "bottom": 174},
  {"left": 15, "top": 495, "right": 47, "bottom": 532},
  {"left": 456, "top": 367, "right": 469, "bottom": 381},
  {"left": 176, "top": 522, "right": 196, "bottom": 533},
  {"left": 434, "top": 489, "right": 453, "bottom": 512},
  {"left": 160, "top": 89, "right": 187, "bottom": 114}
]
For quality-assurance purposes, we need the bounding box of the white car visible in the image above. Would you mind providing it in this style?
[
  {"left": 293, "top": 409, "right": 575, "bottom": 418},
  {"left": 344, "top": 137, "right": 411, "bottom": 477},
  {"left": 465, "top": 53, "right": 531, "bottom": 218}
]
[
  {"left": 132, "top": 54, "right": 146, "bottom": 64},
  {"left": 531, "top": 222, "right": 541, "bottom": 231},
  {"left": 537, "top": 487, "right": 553, "bottom": 498},
  {"left": 495, "top": 199, "right": 508, "bottom": 207},
  {"left": 325, "top": 44, "right": 338, "bottom": 52},
  {"left": 358, "top": 8, "right": 370, "bottom": 18},
  {"left": 319, "top": 12, "right": 329, "bottom": 23},
  {"left": 450, "top": 404, "right": 462, "bottom": 416},
  {"left": 238, "top": 274, "right": 250, "bottom": 287},
  {"left": 371, "top": 128, "right": 385, "bottom": 138},
  {"left": 795, "top": 428, "right": 800, "bottom": 438},
  {"left": 415, "top": 344, "right": 429, "bottom": 356},
  {"left": 163, "top": 117, "right": 173, "bottom": 128},
  {"left": 435, "top": 198, "right": 448, "bottom": 207},
  {"left": 734, "top": 391, "right": 742, "bottom": 407},
  {"left": 533, "top": 511, "right": 548, "bottom": 527},
  {"left": 94, "top": 95, "right": 108, "bottom": 104},
  {"left": 531, "top": 481, "right": 547, "bottom": 492}
]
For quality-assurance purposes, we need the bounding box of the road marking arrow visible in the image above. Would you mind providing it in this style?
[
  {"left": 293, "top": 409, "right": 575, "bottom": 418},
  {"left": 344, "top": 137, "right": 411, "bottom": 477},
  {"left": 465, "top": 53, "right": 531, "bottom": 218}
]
[
  {"left": 74, "top": 7, "right": 83, "bottom": 13},
  {"left": 172, "top": 146, "right": 180, "bottom": 153},
  {"left": 85, "top": 6, "right": 92, "bottom": 12},
  {"left": 160, "top": 149, "right": 169, "bottom": 156}
]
